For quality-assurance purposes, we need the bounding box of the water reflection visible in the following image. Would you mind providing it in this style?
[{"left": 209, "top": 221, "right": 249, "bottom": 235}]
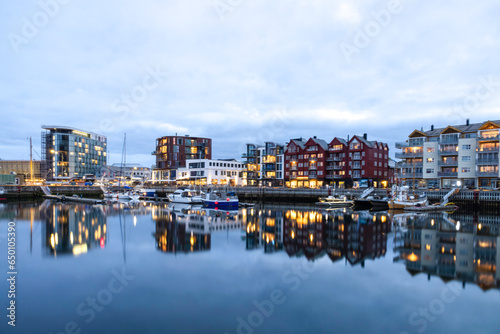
[
  {"left": 40, "top": 201, "right": 107, "bottom": 257},
  {"left": 392, "top": 212, "right": 500, "bottom": 291}
]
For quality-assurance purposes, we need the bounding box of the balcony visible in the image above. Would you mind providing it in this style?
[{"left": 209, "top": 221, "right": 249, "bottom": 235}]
[
  {"left": 334, "top": 165, "right": 343, "bottom": 170},
  {"left": 351, "top": 155, "right": 361, "bottom": 160},
  {"left": 352, "top": 165, "right": 361, "bottom": 169},
  {"left": 439, "top": 149, "right": 459, "bottom": 156},
  {"left": 398, "top": 172, "right": 423, "bottom": 178},
  {"left": 290, "top": 175, "right": 297, "bottom": 179},
  {"left": 334, "top": 156, "right": 343, "bottom": 161},
  {"left": 477, "top": 147, "right": 499, "bottom": 152},
  {"left": 308, "top": 174, "right": 318, "bottom": 179},
  {"left": 326, "top": 166, "right": 334, "bottom": 170},
  {"left": 395, "top": 152, "right": 423, "bottom": 159},
  {"left": 476, "top": 158, "right": 499, "bottom": 165},
  {"left": 477, "top": 171, "right": 499, "bottom": 177},
  {"left": 290, "top": 166, "right": 298, "bottom": 171},
  {"left": 439, "top": 137, "right": 459, "bottom": 144},
  {"left": 396, "top": 162, "right": 423, "bottom": 168},
  {"left": 290, "top": 158, "right": 298, "bottom": 163},
  {"left": 438, "top": 160, "right": 458, "bottom": 167},
  {"left": 152, "top": 151, "right": 158, "bottom": 155},
  {"left": 309, "top": 165, "right": 318, "bottom": 170},
  {"left": 309, "top": 157, "right": 318, "bottom": 162},
  {"left": 326, "top": 173, "right": 333, "bottom": 179},
  {"left": 326, "top": 157, "right": 334, "bottom": 162},
  {"left": 438, "top": 172, "right": 458, "bottom": 177},
  {"left": 395, "top": 142, "right": 409, "bottom": 149},
  {"left": 333, "top": 175, "right": 344, "bottom": 179},
  {"left": 477, "top": 134, "right": 500, "bottom": 141}
]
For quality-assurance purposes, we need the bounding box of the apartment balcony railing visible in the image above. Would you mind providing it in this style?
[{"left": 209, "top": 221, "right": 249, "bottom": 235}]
[
  {"left": 477, "top": 147, "right": 499, "bottom": 152},
  {"left": 395, "top": 152, "right": 423, "bottom": 158},
  {"left": 334, "top": 156, "right": 343, "bottom": 161},
  {"left": 308, "top": 174, "right": 318, "bottom": 179},
  {"left": 477, "top": 171, "right": 499, "bottom": 177},
  {"left": 438, "top": 172, "right": 458, "bottom": 177},
  {"left": 439, "top": 137, "right": 459, "bottom": 144},
  {"left": 333, "top": 175, "right": 343, "bottom": 179},
  {"left": 309, "top": 165, "right": 317, "bottom": 170},
  {"left": 290, "top": 158, "right": 298, "bottom": 163},
  {"left": 290, "top": 175, "right": 297, "bottom": 179},
  {"left": 396, "top": 162, "right": 423, "bottom": 168},
  {"left": 309, "top": 157, "right": 318, "bottom": 162},
  {"left": 326, "top": 166, "right": 334, "bottom": 170},
  {"left": 477, "top": 134, "right": 500, "bottom": 141},
  {"left": 326, "top": 157, "right": 334, "bottom": 162},
  {"left": 326, "top": 174, "right": 333, "bottom": 179},
  {"left": 395, "top": 142, "right": 409, "bottom": 149},
  {"left": 334, "top": 165, "right": 343, "bottom": 170},
  {"left": 290, "top": 166, "right": 298, "bottom": 171},
  {"left": 398, "top": 172, "right": 423, "bottom": 178},
  {"left": 351, "top": 155, "right": 361, "bottom": 160},
  {"left": 352, "top": 165, "right": 361, "bottom": 169},
  {"left": 439, "top": 149, "right": 459, "bottom": 156},
  {"left": 476, "top": 158, "right": 499, "bottom": 165},
  {"left": 438, "top": 160, "right": 458, "bottom": 167}
]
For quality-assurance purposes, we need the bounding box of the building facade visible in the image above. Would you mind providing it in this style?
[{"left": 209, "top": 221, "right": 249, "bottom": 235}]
[
  {"left": 176, "top": 159, "right": 245, "bottom": 186},
  {"left": 96, "top": 163, "right": 151, "bottom": 181},
  {"left": 396, "top": 120, "right": 500, "bottom": 189},
  {"left": 41, "top": 126, "right": 107, "bottom": 181},
  {"left": 284, "top": 135, "right": 390, "bottom": 188},
  {"left": 243, "top": 142, "right": 284, "bottom": 187},
  {"left": 152, "top": 135, "right": 212, "bottom": 182},
  {"left": 0, "top": 160, "right": 41, "bottom": 184}
]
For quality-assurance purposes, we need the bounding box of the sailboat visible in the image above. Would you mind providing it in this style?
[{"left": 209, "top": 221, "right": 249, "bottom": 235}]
[{"left": 388, "top": 185, "right": 428, "bottom": 210}]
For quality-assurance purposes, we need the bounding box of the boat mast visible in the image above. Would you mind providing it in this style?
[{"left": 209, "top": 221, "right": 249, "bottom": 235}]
[{"left": 30, "top": 136, "right": 33, "bottom": 184}]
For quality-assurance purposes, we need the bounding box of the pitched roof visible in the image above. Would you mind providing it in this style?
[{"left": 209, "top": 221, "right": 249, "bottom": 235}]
[{"left": 423, "top": 120, "right": 500, "bottom": 136}]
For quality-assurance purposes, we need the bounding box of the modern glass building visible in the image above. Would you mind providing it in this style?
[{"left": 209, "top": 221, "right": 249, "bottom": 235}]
[{"left": 41, "top": 125, "right": 107, "bottom": 181}]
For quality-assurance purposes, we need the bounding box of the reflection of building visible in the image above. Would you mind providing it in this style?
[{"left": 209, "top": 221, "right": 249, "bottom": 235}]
[
  {"left": 41, "top": 125, "right": 107, "bottom": 181},
  {"left": 42, "top": 203, "right": 107, "bottom": 256},
  {"left": 393, "top": 213, "right": 500, "bottom": 291},
  {"left": 244, "top": 208, "right": 284, "bottom": 253},
  {"left": 395, "top": 119, "right": 500, "bottom": 189},
  {"left": 281, "top": 208, "right": 390, "bottom": 265},
  {"left": 243, "top": 142, "right": 285, "bottom": 187}
]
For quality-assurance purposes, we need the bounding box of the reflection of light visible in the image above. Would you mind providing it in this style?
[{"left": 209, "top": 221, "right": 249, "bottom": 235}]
[
  {"left": 100, "top": 237, "right": 105, "bottom": 248},
  {"left": 190, "top": 232, "right": 195, "bottom": 246},
  {"left": 133, "top": 216, "right": 137, "bottom": 226},
  {"left": 70, "top": 232, "right": 74, "bottom": 245},
  {"left": 373, "top": 216, "right": 376, "bottom": 223},
  {"left": 431, "top": 219, "right": 434, "bottom": 226},
  {"left": 456, "top": 221, "right": 460, "bottom": 231},
  {"left": 425, "top": 244, "right": 431, "bottom": 250},
  {"left": 50, "top": 234, "right": 55, "bottom": 248},
  {"left": 408, "top": 253, "right": 418, "bottom": 262},
  {"left": 291, "top": 231, "right": 295, "bottom": 239},
  {"left": 381, "top": 215, "right": 386, "bottom": 223},
  {"left": 55, "top": 233, "right": 59, "bottom": 245},
  {"left": 478, "top": 224, "right": 482, "bottom": 230},
  {"left": 73, "top": 244, "right": 88, "bottom": 256},
  {"left": 309, "top": 234, "right": 314, "bottom": 242}
]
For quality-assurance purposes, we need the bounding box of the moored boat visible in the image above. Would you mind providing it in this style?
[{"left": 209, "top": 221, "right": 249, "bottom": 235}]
[
  {"left": 202, "top": 188, "right": 239, "bottom": 209},
  {"left": 168, "top": 188, "right": 200, "bottom": 204},
  {"left": 317, "top": 195, "right": 353, "bottom": 207}
]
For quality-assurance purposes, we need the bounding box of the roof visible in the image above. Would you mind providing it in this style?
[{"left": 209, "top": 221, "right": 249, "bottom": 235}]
[
  {"left": 41, "top": 125, "right": 105, "bottom": 138},
  {"left": 422, "top": 120, "right": 500, "bottom": 137},
  {"left": 288, "top": 138, "right": 306, "bottom": 149},
  {"left": 310, "top": 137, "right": 329, "bottom": 150}
]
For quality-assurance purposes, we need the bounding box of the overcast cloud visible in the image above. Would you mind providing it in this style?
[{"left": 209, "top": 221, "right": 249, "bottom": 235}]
[{"left": 1, "top": 0, "right": 500, "bottom": 166}]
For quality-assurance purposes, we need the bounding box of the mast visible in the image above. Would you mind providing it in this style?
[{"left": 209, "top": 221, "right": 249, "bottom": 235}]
[
  {"left": 118, "top": 133, "right": 126, "bottom": 191},
  {"left": 30, "top": 136, "right": 33, "bottom": 184}
]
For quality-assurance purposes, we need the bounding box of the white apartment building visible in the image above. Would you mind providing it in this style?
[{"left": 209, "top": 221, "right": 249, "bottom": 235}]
[
  {"left": 396, "top": 120, "right": 500, "bottom": 189},
  {"left": 176, "top": 159, "right": 245, "bottom": 186}
]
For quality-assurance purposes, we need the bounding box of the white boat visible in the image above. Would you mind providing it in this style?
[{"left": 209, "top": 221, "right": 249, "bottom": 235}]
[
  {"left": 317, "top": 194, "right": 353, "bottom": 207},
  {"left": 137, "top": 188, "right": 156, "bottom": 197},
  {"left": 168, "top": 188, "right": 200, "bottom": 204},
  {"left": 0, "top": 187, "right": 4, "bottom": 195},
  {"left": 388, "top": 186, "right": 428, "bottom": 210},
  {"left": 202, "top": 188, "right": 239, "bottom": 209}
]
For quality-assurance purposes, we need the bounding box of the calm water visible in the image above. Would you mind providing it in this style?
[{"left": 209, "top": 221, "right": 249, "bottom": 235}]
[{"left": 0, "top": 200, "right": 499, "bottom": 334}]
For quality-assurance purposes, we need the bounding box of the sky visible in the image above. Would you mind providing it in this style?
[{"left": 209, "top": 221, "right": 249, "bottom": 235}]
[{"left": 1, "top": 0, "right": 500, "bottom": 167}]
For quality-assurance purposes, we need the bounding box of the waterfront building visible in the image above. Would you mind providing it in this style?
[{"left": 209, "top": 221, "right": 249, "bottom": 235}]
[
  {"left": 97, "top": 163, "right": 151, "bottom": 181},
  {"left": 0, "top": 160, "right": 41, "bottom": 184},
  {"left": 395, "top": 119, "right": 500, "bottom": 189},
  {"left": 175, "top": 159, "right": 245, "bottom": 186},
  {"left": 284, "top": 134, "right": 390, "bottom": 188},
  {"left": 152, "top": 135, "right": 212, "bottom": 182},
  {"left": 41, "top": 125, "right": 107, "bottom": 181},
  {"left": 242, "top": 142, "right": 285, "bottom": 187}
]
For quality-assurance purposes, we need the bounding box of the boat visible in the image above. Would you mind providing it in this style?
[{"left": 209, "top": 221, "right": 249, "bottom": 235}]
[
  {"left": 388, "top": 186, "right": 428, "bottom": 210},
  {"left": 317, "top": 194, "right": 353, "bottom": 207},
  {"left": 168, "top": 188, "right": 202, "bottom": 204},
  {"left": 202, "top": 187, "right": 239, "bottom": 209},
  {"left": 0, "top": 187, "right": 4, "bottom": 195},
  {"left": 136, "top": 188, "right": 156, "bottom": 197},
  {"left": 404, "top": 188, "right": 460, "bottom": 212}
]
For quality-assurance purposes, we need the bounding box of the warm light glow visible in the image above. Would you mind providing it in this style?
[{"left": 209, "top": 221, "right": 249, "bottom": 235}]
[
  {"left": 55, "top": 233, "right": 59, "bottom": 245},
  {"left": 133, "top": 216, "right": 137, "bottom": 226},
  {"left": 381, "top": 216, "right": 387, "bottom": 223},
  {"left": 431, "top": 219, "right": 434, "bottom": 226},
  {"left": 408, "top": 253, "right": 418, "bottom": 262},
  {"left": 291, "top": 231, "right": 295, "bottom": 239},
  {"left": 425, "top": 244, "right": 431, "bottom": 251},
  {"left": 70, "top": 232, "right": 74, "bottom": 245},
  {"left": 478, "top": 224, "right": 482, "bottom": 230},
  {"left": 309, "top": 234, "right": 314, "bottom": 242},
  {"left": 50, "top": 234, "right": 55, "bottom": 249}
]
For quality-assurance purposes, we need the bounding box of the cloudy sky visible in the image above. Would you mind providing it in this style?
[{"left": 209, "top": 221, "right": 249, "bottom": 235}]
[{"left": 1, "top": 0, "right": 500, "bottom": 166}]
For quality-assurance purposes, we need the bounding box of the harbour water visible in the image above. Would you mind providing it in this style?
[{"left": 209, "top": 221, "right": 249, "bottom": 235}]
[{"left": 0, "top": 201, "right": 499, "bottom": 334}]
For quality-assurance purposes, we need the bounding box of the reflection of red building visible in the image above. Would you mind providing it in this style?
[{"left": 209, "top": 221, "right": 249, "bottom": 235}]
[{"left": 283, "top": 209, "right": 389, "bottom": 266}]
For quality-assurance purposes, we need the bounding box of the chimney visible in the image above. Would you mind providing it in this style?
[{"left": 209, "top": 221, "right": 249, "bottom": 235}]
[
  {"left": 466, "top": 119, "right": 470, "bottom": 126},
  {"left": 363, "top": 133, "right": 367, "bottom": 140},
  {"left": 313, "top": 136, "right": 317, "bottom": 139},
  {"left": 347, "top": 135, "right": 350, "bottom": 142},
  {"left": 431, "top": 125, "right": 434, "bottom": 131}
]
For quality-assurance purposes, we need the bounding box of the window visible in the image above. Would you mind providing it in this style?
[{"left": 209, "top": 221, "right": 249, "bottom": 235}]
[
  {"left": 462, "top": 156, "right": 471, "bottom": 161},
  {"left": 461, "top": 167, "right": 471, "bottom": 173},
  {"left": 426, "top": 169, "right": 434, "bottom": 173},
  {"left": 424, "top": 234, "right": 432, "bottom": 240},
  {"left": 427, "top": 147, "right": 435, "bottom": 153},
  {"left": 462, "top": 144, "right": 471, "bottom": 150},
  {"left": 427, "top": 158, "right": 434, "bottom": 163}
]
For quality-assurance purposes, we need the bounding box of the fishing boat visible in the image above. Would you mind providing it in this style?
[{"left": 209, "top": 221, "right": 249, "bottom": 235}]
[
  {"left": 388, "top": 186, "right": 428, "bottom": 210},
  {"left": 404, "top": 188, "right": 460, "bottom": 212},
  {"left": 202, "top": 187, "right": 239, "bottom": 209}
]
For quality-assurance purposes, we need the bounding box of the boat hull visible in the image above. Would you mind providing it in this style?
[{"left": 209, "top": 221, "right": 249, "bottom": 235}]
[
  {"left": 389, "top": 199, "right": 427, "bottom": 210},
  {"left": 203, "top": 199, "right": 239, "bottom": 209}
]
